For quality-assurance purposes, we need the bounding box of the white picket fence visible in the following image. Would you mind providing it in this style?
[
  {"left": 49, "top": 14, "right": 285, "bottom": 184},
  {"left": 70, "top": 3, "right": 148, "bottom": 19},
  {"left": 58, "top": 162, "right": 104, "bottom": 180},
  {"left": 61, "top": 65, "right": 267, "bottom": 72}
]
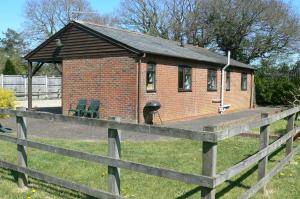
[{"left": 0, "top": 74, "right": 61, "bottom": 99}]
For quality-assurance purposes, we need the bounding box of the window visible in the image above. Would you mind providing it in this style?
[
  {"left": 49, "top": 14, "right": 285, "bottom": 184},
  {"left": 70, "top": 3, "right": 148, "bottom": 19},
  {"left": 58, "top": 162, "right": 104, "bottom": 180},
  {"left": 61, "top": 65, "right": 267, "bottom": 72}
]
[
  {"left": 241, "top": 73, "right": 247, "bottom": 91},
  {"left": 207, "top": 69, "right": 217, "bottom": 91},
  {"left": 178, "top": 65, "right": 192, "bottom": 91},
  {"left": 146, "top": 62, "right": 156, "bottom": 92},
  {"left": 226, "top": 71, "right": 230, "bottom": 91}
]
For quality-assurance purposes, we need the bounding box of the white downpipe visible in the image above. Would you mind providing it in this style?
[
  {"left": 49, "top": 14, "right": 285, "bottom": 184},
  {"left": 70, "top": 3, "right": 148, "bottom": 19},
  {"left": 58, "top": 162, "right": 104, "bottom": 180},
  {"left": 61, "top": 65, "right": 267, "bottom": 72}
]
[{"left": 220, "top": 51, "right": 231, "bottom": 114}]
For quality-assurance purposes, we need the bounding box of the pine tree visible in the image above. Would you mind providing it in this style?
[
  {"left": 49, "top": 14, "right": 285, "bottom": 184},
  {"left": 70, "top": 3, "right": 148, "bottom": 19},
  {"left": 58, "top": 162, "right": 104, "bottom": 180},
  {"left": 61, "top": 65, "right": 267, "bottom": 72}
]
[{"left": 2, "top": 59, "right": 17, "bottom": 75}]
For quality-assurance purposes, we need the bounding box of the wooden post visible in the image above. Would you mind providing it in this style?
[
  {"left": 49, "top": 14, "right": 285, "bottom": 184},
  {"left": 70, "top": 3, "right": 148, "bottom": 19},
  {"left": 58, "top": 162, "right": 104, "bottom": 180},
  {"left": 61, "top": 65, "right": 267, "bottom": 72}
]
[
  {"left": 202, "top": 126, "right": 218, "bottom": 199},
  {"left": 258, "top": 113, "right": 269, "bottom": 193},
  {"left": 108, "top": 117, "right": 121, "bottom": 195},
  {"left": 16, "top": 107, "right": 28, "bottom": 187},
  {"left": 286, "top": 113, "right": 295, "bottom": 155},
  {"left": 28, "top": 62, "right": 33, "bottom": 109},
  {"left": 24, "top": 77, "right": 27, "bottom": 98},
  {"left": 0, "top": 74, "right": 3, "bottom": 88},
  {"left": 45, "top": 76, "right": 48, "bottom": 98}
]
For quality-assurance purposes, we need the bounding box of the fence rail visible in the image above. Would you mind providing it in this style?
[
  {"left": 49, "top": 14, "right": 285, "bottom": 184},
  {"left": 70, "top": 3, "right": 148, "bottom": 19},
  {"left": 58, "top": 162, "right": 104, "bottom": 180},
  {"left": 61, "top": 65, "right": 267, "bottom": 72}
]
[
  {"left": 0, "top": 74, "right": 61, "bottom": 99},
  {"left": 0, "top": 107, "right": 299, "bottom": 198}
]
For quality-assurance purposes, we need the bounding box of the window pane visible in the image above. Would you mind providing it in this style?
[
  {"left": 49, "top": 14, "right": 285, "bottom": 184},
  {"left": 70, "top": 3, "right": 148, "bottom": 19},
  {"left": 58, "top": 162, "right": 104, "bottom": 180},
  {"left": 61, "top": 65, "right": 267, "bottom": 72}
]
[
  {"left": 241, "top": 73, "right": 247, "bottom": 90},
  {"left": 185, "top": 67, "right": 191, "bottom": 75},
  {"left": 178, "top": 67, "right": 184, "bottom": 89},
  {"left": 178, "top": 66, "right": 192, "bottom": 91},
  {"left": 208, "top": 70, "right": 217, "bottom": 90},
  {"left": 226, "top": 71, "right": 230, "bottom": 90},
  {"left": 184, "top": 73, "right": 191, "bottom": 90},
  {"left": 148, "top": 64, "right": 155, "bottom": 72},
  {"left": 146, "top": 63, "right": 156, "bottom": 91}
]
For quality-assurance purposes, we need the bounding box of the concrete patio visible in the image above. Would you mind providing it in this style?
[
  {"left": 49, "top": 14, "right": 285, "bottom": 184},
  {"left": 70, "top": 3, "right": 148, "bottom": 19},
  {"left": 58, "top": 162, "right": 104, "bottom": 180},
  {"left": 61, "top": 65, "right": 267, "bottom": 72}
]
[
  {"left": 0, "top": 104, "right": 283, "bottom": 141},
  {"left": 166, "top": 106, "right": 282, "bottom": 131},
  {"left": 16, "top": 99, "right": 61, "bottom": 109}
]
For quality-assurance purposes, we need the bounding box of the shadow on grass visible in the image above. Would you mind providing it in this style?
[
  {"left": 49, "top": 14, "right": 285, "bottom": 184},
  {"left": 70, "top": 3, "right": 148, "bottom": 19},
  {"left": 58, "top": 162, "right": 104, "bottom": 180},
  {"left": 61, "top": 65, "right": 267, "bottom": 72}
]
[
  {"left": 216, "top": 165, "right": 256, "bottom": 198},
  {"left": 29, "top": 179, "right": 97, "bottom": 199},
  {"left": 174, "top": 165, "right": 257, "bottom": 199},
  {"left": 176, "top": 143, "right": 286, "bottom": 199},
  {"left": 268, "top": 144, "right": 285, "bottom": 162},
  {"left": 0, "top": 168, "right": 97, "bottom": 199},
  {"left": 216, "top": 144, "right": 285, "bottom": 198},
  {"left": 175, "top": 186, "right": 202, "bottom": 199},
  {"left": 272, "top": 129, "right": 287, "bottom": 137}
]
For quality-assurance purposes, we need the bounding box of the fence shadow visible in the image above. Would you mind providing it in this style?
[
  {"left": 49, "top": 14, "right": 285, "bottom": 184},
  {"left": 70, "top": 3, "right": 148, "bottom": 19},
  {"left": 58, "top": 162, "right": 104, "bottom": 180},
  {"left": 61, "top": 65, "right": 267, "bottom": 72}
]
[
  {"left": 175, "top": 186, "right": 202, "bottom": 199},
  {"left": 35, "top": 107, "right": 62, "bottom": 114},
  {"left": 0, "top": 167, "right": 96, "bottom": 199},
  {"left": 216, "top": 144, "right": 285, "bottom": 198},
  {"left": 216, "top": 165, "right": 256, "bottom": 198}
]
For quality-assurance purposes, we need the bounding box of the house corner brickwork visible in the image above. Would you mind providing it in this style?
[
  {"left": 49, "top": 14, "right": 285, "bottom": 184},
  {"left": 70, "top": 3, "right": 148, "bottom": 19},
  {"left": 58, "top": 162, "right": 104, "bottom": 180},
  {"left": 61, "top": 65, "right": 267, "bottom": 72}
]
[{"left": 62, "top": 56, "right": 138, "bottom": 122}]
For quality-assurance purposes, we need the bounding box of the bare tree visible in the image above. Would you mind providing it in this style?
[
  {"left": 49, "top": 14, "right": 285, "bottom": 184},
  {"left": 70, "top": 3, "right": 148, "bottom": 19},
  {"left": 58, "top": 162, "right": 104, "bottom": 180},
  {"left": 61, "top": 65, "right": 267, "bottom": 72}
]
[
  {"left": 289, "top": 88, "right": 300, "bottom": 120},
  {"left": 117, "top": 0, "right": 300, "bottom": 64},
  {"left": 117, "top": 0, "right": 170, "bottom": 39},
  {"left": 203, "top": 0, "right": 300, "bottom": 63},
  {"left": 289, "top": 89, "right": 300, "bottom": 107},
  {"left": 23, "top": 0, "right": 116, "bottom": 43}
]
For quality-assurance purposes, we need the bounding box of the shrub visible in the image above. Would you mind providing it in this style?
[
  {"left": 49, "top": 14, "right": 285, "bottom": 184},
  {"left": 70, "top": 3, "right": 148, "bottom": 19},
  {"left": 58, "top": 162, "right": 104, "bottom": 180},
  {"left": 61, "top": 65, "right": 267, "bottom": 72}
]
[
  {"left": 0, "top": 88, "right": 16, "bottom": 118},
  {"left": 255, "top": 60, "right": 300, "bottom": 106},
  {"left": 2, "top": 59, "right": 17, "bottom": 75},
  {"left": 255, "top": 76, "right": 296, "bottom": 106}
]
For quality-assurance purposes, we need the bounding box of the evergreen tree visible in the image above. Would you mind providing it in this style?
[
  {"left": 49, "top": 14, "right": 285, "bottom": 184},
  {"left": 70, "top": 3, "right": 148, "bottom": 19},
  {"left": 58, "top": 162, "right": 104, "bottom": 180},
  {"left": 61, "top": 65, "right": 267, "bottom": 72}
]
[
  {"left": 2, "top": 59, "right": 17, "bottom": 75},
  {"left": 0, "top": 28, "right": 27, "bottom": 55}
]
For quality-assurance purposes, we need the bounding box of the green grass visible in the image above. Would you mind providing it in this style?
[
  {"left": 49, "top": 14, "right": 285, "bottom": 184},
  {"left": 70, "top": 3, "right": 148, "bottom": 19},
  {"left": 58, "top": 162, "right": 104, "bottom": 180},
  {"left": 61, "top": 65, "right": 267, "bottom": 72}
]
[
  {"left": 252, "top": 118, "right": 300, "bottom": 136},
  {"left": 0, "top": 119, "right": 299, "bottom": 198}
]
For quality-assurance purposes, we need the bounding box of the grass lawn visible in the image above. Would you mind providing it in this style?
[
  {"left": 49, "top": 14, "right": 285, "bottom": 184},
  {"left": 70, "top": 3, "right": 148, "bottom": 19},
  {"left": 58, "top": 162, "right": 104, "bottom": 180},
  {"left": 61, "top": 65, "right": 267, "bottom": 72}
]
[
  {"left": 252, "top": 118, "right": 300, "bottom": 136},
  {"left": 0, "top": 119, "right": 299, "bottom": 198}
]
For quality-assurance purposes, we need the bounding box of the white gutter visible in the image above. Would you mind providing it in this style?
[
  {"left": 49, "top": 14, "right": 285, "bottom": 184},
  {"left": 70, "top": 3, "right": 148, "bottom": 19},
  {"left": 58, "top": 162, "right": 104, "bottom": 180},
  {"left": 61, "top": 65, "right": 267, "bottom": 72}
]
[{"left": 220, "top": 51, "right": 231, "bottom": 114}]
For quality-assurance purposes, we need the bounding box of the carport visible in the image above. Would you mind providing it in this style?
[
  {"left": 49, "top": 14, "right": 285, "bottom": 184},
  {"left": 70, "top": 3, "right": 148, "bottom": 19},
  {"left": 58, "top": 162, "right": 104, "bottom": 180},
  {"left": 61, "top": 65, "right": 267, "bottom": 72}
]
[{"left": 25, "top": 40, "right": 63, "bottom": 109}]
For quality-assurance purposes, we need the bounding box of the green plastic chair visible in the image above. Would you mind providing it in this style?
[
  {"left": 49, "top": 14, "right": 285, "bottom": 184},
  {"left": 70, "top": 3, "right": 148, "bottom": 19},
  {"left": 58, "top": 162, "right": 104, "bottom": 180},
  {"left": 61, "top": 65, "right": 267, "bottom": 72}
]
[
  {"left": 83, "top": 99, "right": 101, "bottom": 118},
  {"left": 68, "top": 98, "right": 87, "bottom": 117}
]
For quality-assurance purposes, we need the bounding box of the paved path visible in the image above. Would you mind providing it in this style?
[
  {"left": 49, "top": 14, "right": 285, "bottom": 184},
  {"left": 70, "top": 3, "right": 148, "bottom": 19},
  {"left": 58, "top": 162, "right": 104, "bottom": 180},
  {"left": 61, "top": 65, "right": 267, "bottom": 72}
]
[
  {"left": 16, "top": 99, "right": 61, "bottom": 108},
  {"left": 0, "top": 106, "right": 281, "bottom": 141},
  {"left": 0, "top": 117, "right": 163, "bottom": 141},
  {"left": 165, "top": 106, "right": 282, "bottom": 131}
]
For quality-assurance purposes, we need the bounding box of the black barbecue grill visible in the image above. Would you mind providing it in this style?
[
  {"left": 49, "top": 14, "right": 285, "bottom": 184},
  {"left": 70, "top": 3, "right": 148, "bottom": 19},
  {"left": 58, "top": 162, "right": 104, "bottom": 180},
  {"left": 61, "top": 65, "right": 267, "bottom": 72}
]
[{"left": 143, "top": 100, "right": 162, "bottom": 124}]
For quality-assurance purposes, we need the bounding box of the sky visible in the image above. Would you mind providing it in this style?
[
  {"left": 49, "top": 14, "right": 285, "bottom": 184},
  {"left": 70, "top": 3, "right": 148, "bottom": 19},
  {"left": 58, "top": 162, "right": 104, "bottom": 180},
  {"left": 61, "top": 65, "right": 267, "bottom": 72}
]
[
  {"left": 0, "top": 0, "right": 299, "bottom": 37},
  {"left": 0, "top": 0, "right": 121, "bottom": 37}
]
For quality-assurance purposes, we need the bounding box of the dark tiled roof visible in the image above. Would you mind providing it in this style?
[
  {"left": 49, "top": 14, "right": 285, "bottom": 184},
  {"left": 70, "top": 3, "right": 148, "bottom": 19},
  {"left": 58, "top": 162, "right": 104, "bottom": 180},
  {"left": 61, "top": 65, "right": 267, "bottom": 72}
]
[{"left": 76, "top": 21, "right": 253, "bottom": 69}]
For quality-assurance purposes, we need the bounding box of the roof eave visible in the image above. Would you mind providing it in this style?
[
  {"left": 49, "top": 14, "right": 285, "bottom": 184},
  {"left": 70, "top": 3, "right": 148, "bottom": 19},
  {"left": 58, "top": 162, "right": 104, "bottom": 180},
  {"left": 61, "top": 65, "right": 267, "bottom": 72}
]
[
  {"left": 143, "top": 51, "right": 254, "bottom": 70},
  {"left": 25, "top": 21, "right": 144, "bottom": 62},
  {"left": 24, "top": 23, "right": 73, "bottom": 61}
]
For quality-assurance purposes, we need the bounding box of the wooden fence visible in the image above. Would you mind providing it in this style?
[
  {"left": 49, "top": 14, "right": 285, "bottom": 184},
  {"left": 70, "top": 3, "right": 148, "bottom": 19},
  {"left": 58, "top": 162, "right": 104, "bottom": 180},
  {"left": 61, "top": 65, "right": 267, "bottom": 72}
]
[
  {"left": 0, "top": 107, "right": 299, "bottom": 199},
  {"left": 0, "top": 75, "right": 61, "bottom": 99}
]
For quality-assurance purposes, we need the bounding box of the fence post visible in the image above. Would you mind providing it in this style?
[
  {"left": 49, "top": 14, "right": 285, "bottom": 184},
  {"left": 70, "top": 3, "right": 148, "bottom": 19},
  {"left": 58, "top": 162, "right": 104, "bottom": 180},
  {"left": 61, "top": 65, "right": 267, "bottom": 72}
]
[
  {"left": 286, "top": 113, "right": 295, "bottom": 155},
  {"left": 0, "top": 74, "right": 3, "bottom": 88},
  {"left": 108, "top": 117, "right": 121, "bottom": 195},
  {"left": 24, "top": 77, "right": 27, "bottom": 98},
  {"left": 202, "top": 126, "right": 218, "bottom": 199},
  {"left": 16, "top": 107, "right": 28, "bottom": 188},
  {"left": 258, "top": 113, "right": 269, "bottom": 193},
  {"left": 45, "top": 76, "right": 48, "bottom": 98}
]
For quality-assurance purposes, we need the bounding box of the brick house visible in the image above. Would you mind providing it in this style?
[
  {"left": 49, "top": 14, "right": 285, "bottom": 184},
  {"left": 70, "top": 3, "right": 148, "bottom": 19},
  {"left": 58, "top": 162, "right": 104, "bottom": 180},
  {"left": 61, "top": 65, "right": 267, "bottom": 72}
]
[{"left": 25, "top": 21, "right": 255, "bottom": 123}]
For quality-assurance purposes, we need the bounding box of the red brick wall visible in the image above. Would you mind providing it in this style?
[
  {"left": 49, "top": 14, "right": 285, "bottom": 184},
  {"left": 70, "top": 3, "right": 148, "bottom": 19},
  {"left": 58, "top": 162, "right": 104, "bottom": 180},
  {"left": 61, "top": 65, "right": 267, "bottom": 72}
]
[
  {"left": 62, "top": 56, "right": 137, "bottom": 121},
  {"left": 62, "top": 55, "right": 253, "bottom": 123},
  {"left": 224, "top": 69, "right": 253, "bottom": 112},
  {"left": 138, "top": 55, "right": 254, "bottom": 123}
]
